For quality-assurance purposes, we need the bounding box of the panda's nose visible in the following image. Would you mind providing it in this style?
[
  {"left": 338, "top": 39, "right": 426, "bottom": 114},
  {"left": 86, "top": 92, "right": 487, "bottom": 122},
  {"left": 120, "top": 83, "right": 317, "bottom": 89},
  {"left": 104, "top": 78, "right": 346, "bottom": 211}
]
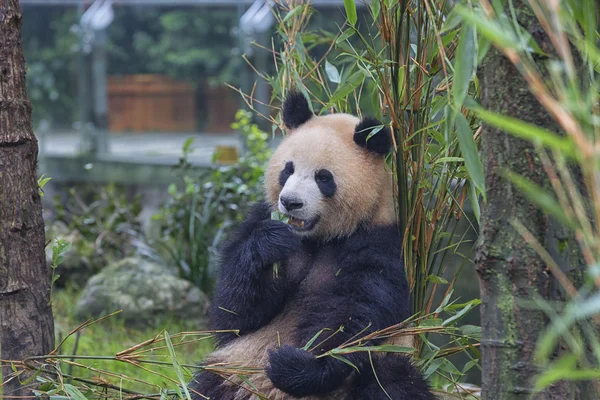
[{"left": 280, "top": 196, "right": 303, "bottom": 211}]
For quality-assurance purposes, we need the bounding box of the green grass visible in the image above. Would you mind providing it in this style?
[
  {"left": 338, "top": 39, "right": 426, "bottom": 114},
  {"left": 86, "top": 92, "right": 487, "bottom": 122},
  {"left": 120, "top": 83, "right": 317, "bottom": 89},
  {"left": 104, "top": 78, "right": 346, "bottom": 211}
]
[{"left": 50, "top": 288, "right": 214, "bottom": 396}]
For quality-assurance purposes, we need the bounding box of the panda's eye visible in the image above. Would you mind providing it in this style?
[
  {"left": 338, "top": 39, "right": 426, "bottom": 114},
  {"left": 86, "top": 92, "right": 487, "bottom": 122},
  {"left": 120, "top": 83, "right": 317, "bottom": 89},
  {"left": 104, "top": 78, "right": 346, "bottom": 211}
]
[
  {"left": 315, "top": 169, "right": 336, "bottom": 198},
  {"left": 279, "top": 161, "right": 295, "bottom": 186},
  {"left": 315, "top": 169, "right": 333, "bottom": 183}
]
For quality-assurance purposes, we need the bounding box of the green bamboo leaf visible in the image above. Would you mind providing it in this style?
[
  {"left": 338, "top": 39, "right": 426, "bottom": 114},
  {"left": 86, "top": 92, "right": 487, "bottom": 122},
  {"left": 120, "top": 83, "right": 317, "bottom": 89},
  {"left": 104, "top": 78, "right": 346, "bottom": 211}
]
[
  {"left": 424, "top": 358, "right": 443, "bottom": 379},
  {"left": 518, "top": 28, "right": 547, "bottom": 56},
  {"left": 505, "top": 172, "right": 573, "bottom": 228},
  {"left": 442, "top": 302, "right": 475, "bottom": 326},
  {"left": 574, "top": 36, "right": 600, "bottom": 72},
  {"left": 282, "top": 5, "right": 307, "bottom": 23},
  {"left": 433, "top": 157, "right": 464, "bottom": 164},
  {"left": 536, "top": 293, "right": 600, "bottom": 362},
  {"left": 535, "top": 354, "right": 600, "bottom": 390},
  {"left": 369, "top": 0, "right": 380, "bottom": 21},
  {"left": 565, "top": 293, "right": 600, "bottom": 322},
  {"left": 582, "top": 0, "right": 596, "bottom": 63},
  {"left": 442, "top": 8, "right": 462, "bottom": 32},
  {"left": 477, "top": 34, "right": 492, "bottom": 63},
  {"left": 63, "top": 384, "right": 88, "bottom": 400},
  {"left": 462, "top": 359, "right": 479, "bottom": 373},
  {"left": 330, "top": 354, "right": 360, "bottom": 372},
  {"left": 336, "top": 28, "right": 355, "bottom": 44},
  {"left": 271, "top": 211, "right": 289, "bottom": 223},
  {"left": 331, "top": 345, "right": 415, "bottom": 355},
  {"left": 435, "top": 290, "right": 454, "bottom": 313},
  {"left": 19, "top": 369, "right": 42, "bottom": 387},
  {"left": 302, "top": 328, "right": 330, "bottom": 350},
  {"left": 236, "top": 374, "right": 259, "bottom": 391},
  {"left": 328, "top": 71, "right": 364, "bottom": 104},
  {"left": 453, "top": 25, "right": 475, "bottom": 108},
  {"left": 420, "top": 318, "right": 443, "bottom": 327},
  {"left": 455, "top": 6, "right": 518, "bottom": 49},
  {"left": 460, "top": 324, "right": 482, "bottom": 339},
  {"left": 444, "top": 298, "right": 481, "bottom": 311},
  {"left": 182, "top": 137, "right": 194, "bottom": 155},
  {"left": 344, "top": 0, "right": 357, "bottom": 26},
  {"left": 325, "top": 60, "right": 341, "bottom": 84},
  {"left": 439, "top": 359, "right": 462, "bottom": 374},
  {"left": 426, "top": 275, "right": 449, "bottom": 284},
  {"left": 468, "top": 180, "right": 481, "bottom": 224},
  {"left": 455, "top": 113, "right": 485, "bottom": 195},
  {"left": 472, "top": 107, "right": 576, "bottom": 157},
  {"left": 294, "top": 32, "right": 306, "bottom": 65},
  {"left": 164, "top": 331, "right": 193, "bottom": 400}
]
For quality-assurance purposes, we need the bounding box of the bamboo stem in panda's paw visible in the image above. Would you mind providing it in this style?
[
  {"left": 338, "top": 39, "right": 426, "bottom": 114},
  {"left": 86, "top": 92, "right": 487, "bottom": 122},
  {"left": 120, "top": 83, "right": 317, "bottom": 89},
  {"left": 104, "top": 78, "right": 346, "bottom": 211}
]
[{"left": 270, "top": 211, "right": 290, "bottom": 278}]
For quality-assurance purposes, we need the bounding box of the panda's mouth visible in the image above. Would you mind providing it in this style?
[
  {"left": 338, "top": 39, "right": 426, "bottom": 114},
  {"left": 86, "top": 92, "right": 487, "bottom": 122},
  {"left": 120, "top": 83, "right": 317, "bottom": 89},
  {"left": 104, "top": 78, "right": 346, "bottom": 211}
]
[{"left": 287, "top": 215, "right": 319, "bottom": 232}]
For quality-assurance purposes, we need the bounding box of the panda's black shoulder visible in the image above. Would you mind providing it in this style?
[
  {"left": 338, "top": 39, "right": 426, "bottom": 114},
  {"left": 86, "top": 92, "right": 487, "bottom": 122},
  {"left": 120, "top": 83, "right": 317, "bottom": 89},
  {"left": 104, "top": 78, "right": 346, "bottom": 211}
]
[
  {"left": 330, "top": 223, "right": 411, "bottom": 322},
  {"left": 337, "top": 224, "right": 403, "bottom": 271}
]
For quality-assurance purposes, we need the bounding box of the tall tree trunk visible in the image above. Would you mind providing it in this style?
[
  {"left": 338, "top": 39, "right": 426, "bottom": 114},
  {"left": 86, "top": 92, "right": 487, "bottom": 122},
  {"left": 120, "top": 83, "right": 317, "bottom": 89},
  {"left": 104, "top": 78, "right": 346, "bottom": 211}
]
[
  {"left": 0, "top": 0, "right": 54, "bottom": 396},
  {"left": 476, "top": 1, "right": 597, "bottom": 399}
]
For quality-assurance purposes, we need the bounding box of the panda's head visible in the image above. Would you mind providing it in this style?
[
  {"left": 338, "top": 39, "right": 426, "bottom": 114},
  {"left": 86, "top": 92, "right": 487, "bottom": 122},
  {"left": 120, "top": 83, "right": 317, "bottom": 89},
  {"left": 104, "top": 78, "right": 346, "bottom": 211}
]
[{"left": 265, "top": 92, "right": 396, "bottom": 241}]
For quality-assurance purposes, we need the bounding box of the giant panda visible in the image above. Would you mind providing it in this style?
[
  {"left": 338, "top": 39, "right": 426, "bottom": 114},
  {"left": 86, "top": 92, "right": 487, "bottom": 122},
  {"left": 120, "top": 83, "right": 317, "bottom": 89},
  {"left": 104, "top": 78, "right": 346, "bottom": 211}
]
[{"left": 188, "top": 93, "right": 435, "bottom": 399}]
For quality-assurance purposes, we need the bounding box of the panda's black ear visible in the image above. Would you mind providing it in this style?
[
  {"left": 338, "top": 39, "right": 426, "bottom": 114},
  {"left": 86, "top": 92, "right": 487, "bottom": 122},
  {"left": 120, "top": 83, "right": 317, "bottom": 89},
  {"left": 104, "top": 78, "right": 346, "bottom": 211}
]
[
  {"left": 283, "top": 91, "right": 313, "bottom": 129},
  {"left": 354, "top": 117, "right": 392, "bottom": 156}
]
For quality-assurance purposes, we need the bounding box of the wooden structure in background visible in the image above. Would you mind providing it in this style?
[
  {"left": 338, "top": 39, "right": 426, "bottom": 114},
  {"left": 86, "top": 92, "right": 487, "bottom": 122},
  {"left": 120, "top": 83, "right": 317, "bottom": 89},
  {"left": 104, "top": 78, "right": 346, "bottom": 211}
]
[
  {"left": 108, "top": 74, "right": 196, "bottom": 132},
  {"left": 203, "top": 85, "right": 239, "bottom": 133}
]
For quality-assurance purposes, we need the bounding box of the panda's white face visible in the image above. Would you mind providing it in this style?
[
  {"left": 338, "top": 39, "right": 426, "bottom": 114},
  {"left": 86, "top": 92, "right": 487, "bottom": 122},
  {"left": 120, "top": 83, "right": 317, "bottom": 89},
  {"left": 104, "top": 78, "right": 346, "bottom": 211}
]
[
  {"left": 277, "top": 160, "right": 336, "bottom": 235},
  {"left": 265, "top": 113, "right": 395, "bottom": 241}
]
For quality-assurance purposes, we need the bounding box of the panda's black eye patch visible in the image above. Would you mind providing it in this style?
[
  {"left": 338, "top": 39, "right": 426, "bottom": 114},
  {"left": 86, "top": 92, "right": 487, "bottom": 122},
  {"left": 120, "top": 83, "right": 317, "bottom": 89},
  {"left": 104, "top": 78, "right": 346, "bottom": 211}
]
[
  {"left": 315, "top": 169, "right": 336, "bottom": 198},
  {"left": 315, "top": 169, "right": 332, "bottom": 182},
  {"left": 279, "top": 161, "right": 295, "bottom": 186}
]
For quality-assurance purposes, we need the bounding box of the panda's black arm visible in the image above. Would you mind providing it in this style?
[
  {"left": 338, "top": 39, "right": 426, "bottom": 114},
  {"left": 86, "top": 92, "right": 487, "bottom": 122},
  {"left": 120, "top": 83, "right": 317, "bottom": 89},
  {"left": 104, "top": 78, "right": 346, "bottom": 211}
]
[
  {"left": 267, "top": 226, "right": 411, "bottom": 397},
  {"left": 210, "top": 202, "right": 300, "bottom": 346}
]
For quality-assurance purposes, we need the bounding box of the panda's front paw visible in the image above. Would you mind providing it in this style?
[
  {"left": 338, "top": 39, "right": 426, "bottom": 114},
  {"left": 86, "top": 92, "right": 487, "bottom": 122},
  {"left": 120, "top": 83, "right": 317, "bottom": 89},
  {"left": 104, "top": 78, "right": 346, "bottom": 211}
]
[
  {"left": 267, "top": 345, "right": 351, "bottom": 397},
  {"left": 252, "top": 220, "right": 302, "bottom": 265},
  {"left": 266, "top": 345, "right": 321, "bottom": 397}
]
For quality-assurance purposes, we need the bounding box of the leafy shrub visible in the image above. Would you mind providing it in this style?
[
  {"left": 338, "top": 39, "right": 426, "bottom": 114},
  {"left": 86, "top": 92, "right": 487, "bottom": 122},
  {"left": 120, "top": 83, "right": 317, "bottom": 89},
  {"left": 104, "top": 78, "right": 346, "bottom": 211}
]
[
  {"left": 153, "top": 110, "right": 271, "bottom": 294},
  {"left": 51, "top": 184, "right": 146, "bottom": 274}
]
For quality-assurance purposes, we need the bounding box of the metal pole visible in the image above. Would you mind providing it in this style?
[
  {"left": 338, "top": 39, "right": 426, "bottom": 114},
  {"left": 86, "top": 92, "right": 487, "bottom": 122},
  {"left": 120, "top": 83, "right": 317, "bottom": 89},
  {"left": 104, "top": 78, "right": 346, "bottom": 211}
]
[
  {"left": 91, "top": 28, "right": 109, "bottom": 155},
  {"left": 77, "top": 0, "right": 91, "bottom": 153},
  {"left": 237, "top": 0, "right": 248, "bottom": 155},
  {"left": 254, "top": 28, "right": 269, "bottom": 131}
]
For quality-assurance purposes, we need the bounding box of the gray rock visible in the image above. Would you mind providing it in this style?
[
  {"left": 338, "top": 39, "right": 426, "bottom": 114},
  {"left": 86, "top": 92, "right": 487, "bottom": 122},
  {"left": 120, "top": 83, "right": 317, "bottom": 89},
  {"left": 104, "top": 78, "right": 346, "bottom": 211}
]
[{"left": 75, "top": 257, "right": 208, "bottom": 326}]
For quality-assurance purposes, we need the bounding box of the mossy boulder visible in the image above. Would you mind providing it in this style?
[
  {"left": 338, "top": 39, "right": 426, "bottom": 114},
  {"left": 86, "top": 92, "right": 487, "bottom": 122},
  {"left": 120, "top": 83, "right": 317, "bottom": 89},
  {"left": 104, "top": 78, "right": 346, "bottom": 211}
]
[{"left": 75, "top": 257, "right": 208, "bottom": 326}]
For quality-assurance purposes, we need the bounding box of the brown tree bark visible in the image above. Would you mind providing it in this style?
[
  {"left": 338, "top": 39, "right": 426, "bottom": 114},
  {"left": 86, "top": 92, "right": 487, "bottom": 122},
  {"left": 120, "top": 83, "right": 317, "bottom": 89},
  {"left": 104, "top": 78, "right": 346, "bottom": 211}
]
[
  {"left": 0, "top": 0, "right": 55, "bottom": 396},
  {"left": 476, "top": 2, "right": 597, "bottom": 399}
]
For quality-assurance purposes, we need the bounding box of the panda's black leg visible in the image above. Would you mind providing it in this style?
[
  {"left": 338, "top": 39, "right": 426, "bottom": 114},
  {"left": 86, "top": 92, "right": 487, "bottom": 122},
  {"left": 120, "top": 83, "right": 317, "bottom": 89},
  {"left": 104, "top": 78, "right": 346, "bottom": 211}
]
[{"left": 348, "top": 355, "right": 435, "bottom": 400}]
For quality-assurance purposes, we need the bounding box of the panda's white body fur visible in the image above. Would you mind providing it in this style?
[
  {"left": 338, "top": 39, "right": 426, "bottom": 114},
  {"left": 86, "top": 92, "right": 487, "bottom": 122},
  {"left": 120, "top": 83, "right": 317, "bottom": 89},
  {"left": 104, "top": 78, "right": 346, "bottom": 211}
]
[{"left": 204, "top": 294, "right": 350, "bottom": 400}]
